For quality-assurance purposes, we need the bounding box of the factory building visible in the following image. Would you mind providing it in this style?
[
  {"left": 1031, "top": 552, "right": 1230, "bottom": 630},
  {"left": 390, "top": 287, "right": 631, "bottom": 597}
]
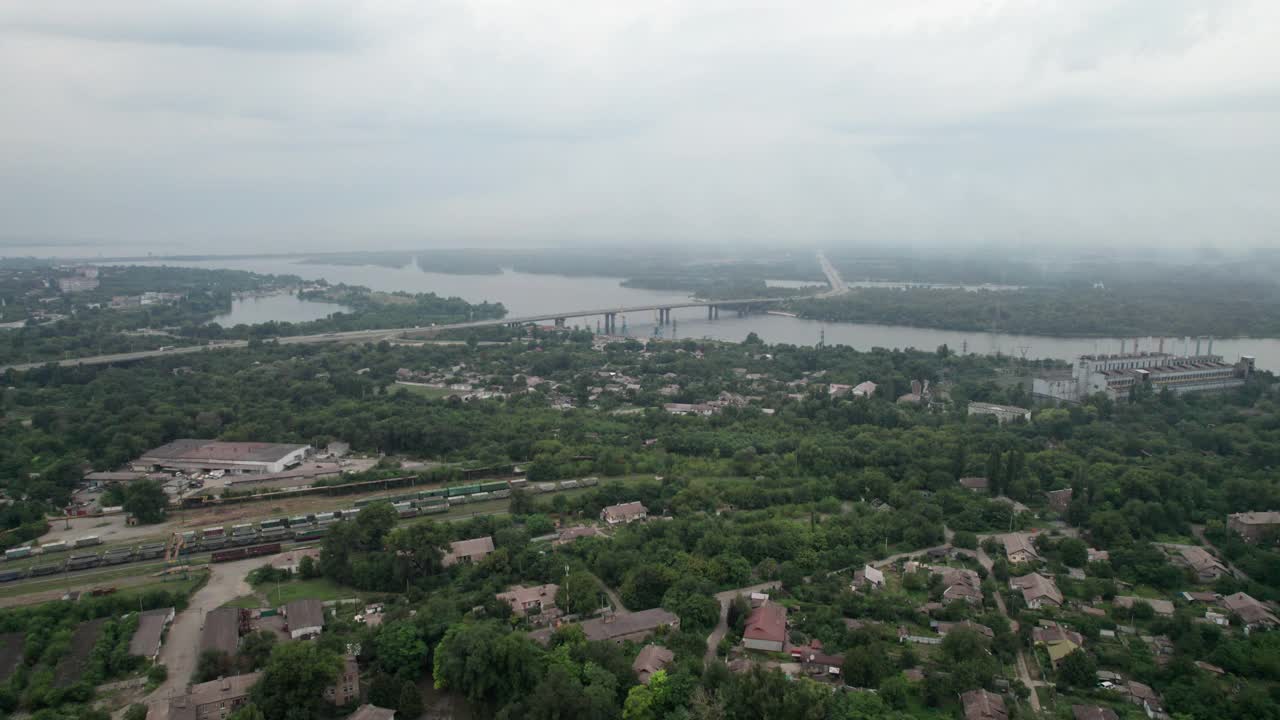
[
  {"left": 1034, "top": 347, "right": 1252, "bottom": 403},
  {"left": 133, "top": 439, "right": 312, "bottom": 475}
]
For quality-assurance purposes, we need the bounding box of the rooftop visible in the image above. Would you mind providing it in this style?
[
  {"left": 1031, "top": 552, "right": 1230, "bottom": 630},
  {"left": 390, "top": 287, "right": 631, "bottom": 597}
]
[
  {"left": 443, "top": 536, "right": 495, "bottom": 566},
  {"left": 285, "top": 598, "right": 325, "bottom": 631},
  {"left": 187, "top": 672, "right": 261, "bottom": 707},
  {"left": 128, "top": 607, "right": 174, "bottom": 658},
  {"left": 744, "top": 603, "right": 787, "bottom": 644},
  {"left": 200, "top": 607, "right": 240, "bottom": 656},
  {"left": 347, "top": 706, "right": 396, "bottom": 720},
  {"left": 1222, "top": 592, "right": 1279, "bottom": 626},
  {"left": 531, "top": 608, "right": 679, "bottom": 644},
  {"left": 961, "top": 689, "right": 1008, "bottom": 720},
  {"left": 140, "top": 439, "right": 307, "bottom": 464},
  {"left": 1011, "top": 572, "right": 1063, "bottom": 605},
  {"left": 1229, "top": 511, "right": 1280, "bottom": 526}
]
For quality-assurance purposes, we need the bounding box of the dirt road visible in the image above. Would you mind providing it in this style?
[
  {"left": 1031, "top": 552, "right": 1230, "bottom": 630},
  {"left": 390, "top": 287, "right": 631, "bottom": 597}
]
[
  {"left": 140, "top": 557, "right": 260, "bottom": 711},
  {"left": 704, "top": 582, "right": 780, "bottom": 665}
]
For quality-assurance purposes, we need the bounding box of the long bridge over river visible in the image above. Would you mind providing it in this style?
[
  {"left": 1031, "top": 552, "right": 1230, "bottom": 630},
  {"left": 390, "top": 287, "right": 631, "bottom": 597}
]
[{"left": 0, "top": 252, "right": 847, "bottom": 374}]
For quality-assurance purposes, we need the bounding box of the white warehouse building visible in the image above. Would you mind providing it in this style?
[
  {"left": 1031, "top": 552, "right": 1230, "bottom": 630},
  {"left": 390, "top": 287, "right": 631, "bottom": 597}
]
[{"left": 1034, "top": 351, "right": 1252, "bottom": 403}]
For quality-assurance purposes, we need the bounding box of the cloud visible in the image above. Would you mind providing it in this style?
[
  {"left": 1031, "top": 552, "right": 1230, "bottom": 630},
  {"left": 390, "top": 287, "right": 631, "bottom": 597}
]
[{"left": 0, "top": 0, "right": 1277, "bottom": 251}]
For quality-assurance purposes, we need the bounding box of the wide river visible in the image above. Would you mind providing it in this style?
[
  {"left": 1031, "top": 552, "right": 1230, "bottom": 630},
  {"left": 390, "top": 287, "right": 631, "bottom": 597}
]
[{"left": 127, "top": 257, "right": 1280, "bottom": 371}]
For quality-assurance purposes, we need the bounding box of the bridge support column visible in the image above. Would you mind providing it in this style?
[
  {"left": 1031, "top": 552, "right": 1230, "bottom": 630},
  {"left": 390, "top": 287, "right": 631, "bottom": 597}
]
[
  {"left": 604, "top": 313, "right": 615, "bottom": 335},
  {"left": 713, "top": 305, "right": 719, "bottom": 320},
  {"left": 554, "top": 317, "right": 566, "bottom": 328}
]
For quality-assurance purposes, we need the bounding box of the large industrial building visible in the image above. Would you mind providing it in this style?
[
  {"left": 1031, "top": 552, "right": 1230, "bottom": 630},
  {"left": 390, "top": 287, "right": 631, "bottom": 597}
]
[
  {"left": 1033, "top": 350, "right": 1252, "bottom": 403},
  {"left": 133, "top": 439, "right": 311, "bottom": 475}
]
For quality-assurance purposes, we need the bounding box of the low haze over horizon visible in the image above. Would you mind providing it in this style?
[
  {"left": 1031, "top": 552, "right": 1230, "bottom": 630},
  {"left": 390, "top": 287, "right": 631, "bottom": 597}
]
[{"left": 2, "top": 1, "right": 1277, "bottom": 251}]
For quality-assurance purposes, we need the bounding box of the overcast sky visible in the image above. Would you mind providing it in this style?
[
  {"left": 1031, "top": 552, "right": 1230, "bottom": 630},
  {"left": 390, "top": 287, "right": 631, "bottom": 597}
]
[{"left": 1, "top": 1, "right": 1277, "bottom": 252}]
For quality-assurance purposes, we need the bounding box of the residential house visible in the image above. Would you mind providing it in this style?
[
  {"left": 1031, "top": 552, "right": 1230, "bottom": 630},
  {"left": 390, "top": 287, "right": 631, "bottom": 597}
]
[
  {"left": 1169, "top": 545, "right": 1228, "bottom": 582},
  {"left": 743, "top": 603, "right": 787, "bottom": 652},
  {"left": 1087, "top": 548, "right": 1110, "bottom": 563},
  {"left": 442, "top": 536, "right": 495, "bottom": 567},
  {"left": 1181, "top": 591, "right": 1219, "bottom": 604},
  {"left": 798, "top": 640, "right": 844, "bottom": 680},
  {"left": 554, "top": 525, "right": 602, "bottom": 545},
  {"left": 960, "top": 689, "right": 1008, "bottom": 720},
  {"left": 1227, "top": 511, "right": 1280, "bottom": 544},
  {"left": 958, "top": 477, "right": 989, "bottom": 493},
  {"left": 631, "top": 644, "right": 674, "bottom": 684},
  {"left": 324, "top": 655, "right": 360, "bottom": 706},
  {"left": 600, "top": 502, "right": 648, "bottom": 525},
  {"left": 285, "top": 599, "right": 325, "bottom": 640},
  {"left": 1125, "top": 680, "right": 1166, "bottom": 719},
  {"left": 1046, "top": 488, "right": 1074, "bottom": 513},
  {"left": 1011, "top": 573, "right": 1063, "bottom": 609},
  {"left": 129, "top": 607, "right": 175, "bottom": 662},
  {"left": 1221, "top": 592, "right": 1279, "bottom": 632},
  {"left": 1115, "top": 596, "right": 1175, "bottom": 617},
  {"left": 851, "top": 564, "right": 884, "bottom": 591},
  {"left": 1035, "top": 623, "right": 1083, "bottom": 666},
  {"left": 934, "top": 566, "right": 983, "bottom": 605},
  {"left": 1072, "top": 706, "right": 1119, "bottom": 720},
  {"left": 1003, "top": 533, "right": 1041, "bottom": 564},
  {"left": 496, "top": 584, "right": 559, "bottom": 619}
]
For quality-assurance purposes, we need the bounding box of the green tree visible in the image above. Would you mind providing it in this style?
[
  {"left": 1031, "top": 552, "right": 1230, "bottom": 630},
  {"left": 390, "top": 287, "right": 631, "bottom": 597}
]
[
  {"left": 1058, "top": 649, "right": 1097, "bottom": 688},
  {"left": 398, "top": 680, "right": 423, "bottom": 719},
  {"left": 298, "top": 555, "right": 319, "bottom": 579},
  {"left": 375, "top": 621, "right": 428, "bottom": 677},
  {"left": 228, "top": 705, "right": 267, "bottom": 720},
  {"left": 250, "top": 641, "right": 343, "bottom": 720},
  {"left": 123, "top": 479, "right": 168, "bottom": 524},
  {"left": 237, "top": 630, "right": 277, "bottom": 672},
  {"left": 433, "top": 622, "right": 543, "bottom": 706}
]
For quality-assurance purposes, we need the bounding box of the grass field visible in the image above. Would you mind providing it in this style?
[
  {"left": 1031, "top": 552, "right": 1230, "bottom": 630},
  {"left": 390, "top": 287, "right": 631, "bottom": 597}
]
[{"left": 250, "top": 577, "right": 361, "bottom": 606}]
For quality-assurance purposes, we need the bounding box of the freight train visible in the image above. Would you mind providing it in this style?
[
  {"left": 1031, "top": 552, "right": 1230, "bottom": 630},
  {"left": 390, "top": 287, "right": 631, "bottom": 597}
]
[{"left": 0, "top": 476, "right": 596, "bottom": 582}]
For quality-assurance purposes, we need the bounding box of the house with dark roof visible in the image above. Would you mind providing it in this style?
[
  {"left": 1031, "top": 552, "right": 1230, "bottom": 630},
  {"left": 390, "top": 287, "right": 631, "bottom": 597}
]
[
  {"left": 129, "top": 607, "right": 175, "bottom": 661},
  {"left": 961, "top": 689, "right": 1008, "bottom": 720},
  {"left": 1011, "top": 572, "right": 1062, "bottom": 609},
  {"left": 742, "top": 603, "right": 787, "bottom": 652},
  {"left": 1046, "top": 488, "right": 1074, "bottom": 513},
  {"left": 632, "top": 644, "right": 674, "bottom": 684},
  {"left": 933, "top": 566, "right": 983, "bottom": 605},
  {"left": 1221, "top": 592, "right": 1279, "bottom": 631},
  {"left": 199, "top": 607, "right": 240, "bottom": 657},
  {"left": 1002, "top": 533, "right": 1041, "bottom": 564}
]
